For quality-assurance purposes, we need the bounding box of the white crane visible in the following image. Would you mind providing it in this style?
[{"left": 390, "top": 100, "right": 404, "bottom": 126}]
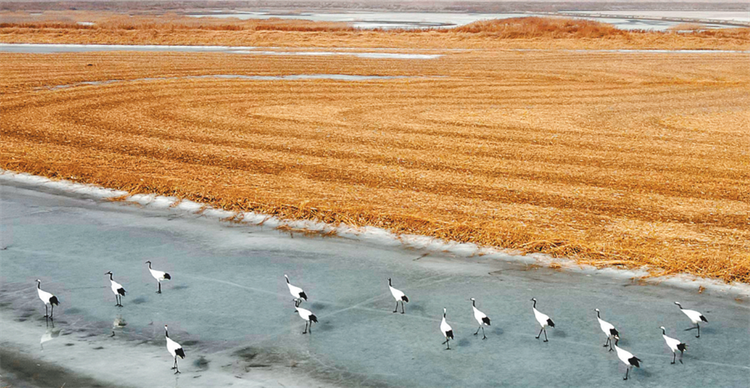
[
  {"left": 388, "top": 278, "right": 409, "bottom": 314},
  {"left": 294, "top": 307, "right": 318, "bottom": 334},
  {"left": 614, "top": 339, "right": 642, "bottom": 380},
  {"left": 36, "top": 279, "right": 59, "bottom": 320},
  {"left": 531, "top": 298, "right": 555, "bottom": 342},
  {"left": 164, "top": 325, "right": 186, "bottom": 374},
  {"left": 440, "top": 308, "right": 454, "bottom": 350},
  {"left": 105, "top": 271, "right": 126, "bottom": 307},
  {"left": 470, "top": 298, "right": 491, "bottom": 340},
  {"left": 674, "top": 302, "right": 707, "bottom": 338},
  {"left": 284, "top": 274, "right": 308, "bottom": 307},
  {"left": 145, "top": 261, "right": 171, "bottom": 293},
  {"left": 595, "top": 308, "right": 619, "bottom": 351},
  {"left": 660, "top": 326, "right": 687, "bottom": 364}
]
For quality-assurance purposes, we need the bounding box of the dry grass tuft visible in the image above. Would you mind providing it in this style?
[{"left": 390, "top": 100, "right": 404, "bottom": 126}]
[{"left": 452, "top": 17, "right": 625, "bottom": 38}]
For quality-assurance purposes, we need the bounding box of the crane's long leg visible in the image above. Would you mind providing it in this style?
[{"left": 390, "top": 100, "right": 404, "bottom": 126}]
[
  {"left": 481, "top": 326, "right": 487, "bottom": 340},
  {"left": 624, "top": 367, "right": 630, "bottom": 380},
  {"left": 309, "top": 322, "right": 312, "bottom": 334},
  {"left": 157, "top": 282, "right": 161, "bottom": 294},
  {"left": 175, "top": 357, "right": 180, "bottom": 374},
  {"left": 50, "top": 304, "right": 54, "bottom": 320},
  {"left": 604, "top": 337, "right": 610, "bottom": 347},
  {"left": 444, "top": 339, "right": 451, "bottom": 350},
  {"left": 475, "top": 325, "right": 481, "bottom": 335},
  {"left": 44, "top": 304, "right": 48, "bottom": 318},
  {"left": 543, "top": 328, "right": 549, "bottom": 342},
  {"left": 303, "top": 321, "right": 308, "bottom": 334},
  {"left": 401, "top": 301, "right": 405, "bottom": 314},
  {"left": 393, "top": 301, "right": 398, "bottom": 313},
  {"left": 536, "top": 327, "right": 544, "bottom": 339},
  {"left": 672, "top": 353, "right": 676, "bottom": 364},
  {"left": 679, "top": 349, "right": 684, "bottom": 364},
  {"left": 696, "top": 324, "right": 700, "bottom": 338}
]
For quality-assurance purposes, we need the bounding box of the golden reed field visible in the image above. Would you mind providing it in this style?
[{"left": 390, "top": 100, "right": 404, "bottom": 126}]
[{"left": 1, "top": 14, "right": 749, "bottom": 282}]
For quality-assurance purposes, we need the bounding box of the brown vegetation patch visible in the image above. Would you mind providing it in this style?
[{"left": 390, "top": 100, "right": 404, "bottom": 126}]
[
  {"left": 1, "top": 25, "right": 749, "bottom": 283},
  {"left": 0, "top": 12, "right": 748, "bottom": 50}
]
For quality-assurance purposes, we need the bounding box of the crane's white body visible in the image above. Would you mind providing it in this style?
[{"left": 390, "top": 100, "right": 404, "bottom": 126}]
[
  {"left": 661, "top": 326, "right": 687, "bottom": 364},
  {"left": 680, "top": 308, "right": 705, "bottom": 325},
  {"left": 389, "top": 285, "right": 406, "bottom": 302},
  {"left": 296, "top": 307, "right": 314, "bottom": 321},
  {"left": 36, "top": 280, "right": 59, "bottom": 319},
  {"left": 388, "top": 278, "right": 409, "bottom": 314},
  {"left": 470, "top": 298, "right": 491, "bottom": 339},
  {"left": 531, "top": 298, "right": 554, "bottom": 342},
  {"left": 146, "top": 261, "right": 171, "bottom": 293},
  {"left": 595, "top": 309, "right": 619, "bottom": 351},
  {"left": 440, "top": 308, "right": 454, "bottom": 349},
  {"left": 472, "top": 306, "right": 489, "bottom": 326},
  {"left": 166, "top": 336, "right": 182, "bottom": 358},
  {"left": 148, "top": 268, "right": 169, "bottom": 282},
  {"left": 675, "top": 302, "right": 707, "bottom": 338},
  {"left": 614, "top": 341, "right": 641, "bottom": 380},
  {"left": 37, "top": 288, "right": 54, "bottom": 306},
  {"left": 295, "top": 307, "right": 317, "bottom": 334},
  {"left": 164, "top": 325, "right": 185, "bottom": 374},
  {"left": 109, "top": 279, "right": 124, "bottom": 296},
  {"left": 533, "top": 308, "right": 551, "bottom": 329},
  {"left": 285, "top": 275, "right": 307, "bottom": 307},
  {"left": 105, "top": 272, "right": 126, "bottom": 307}
]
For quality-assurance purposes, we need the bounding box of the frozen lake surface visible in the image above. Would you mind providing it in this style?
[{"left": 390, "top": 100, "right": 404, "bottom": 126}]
[
  {"left": 0, "top": 43, "right": 441, "bottom": 59},
  {"left": 188, "top": 10, "right": 741, "bottom": 31},
  {"left": 1, "top": 180, "right": 749, "bottom": 387}
]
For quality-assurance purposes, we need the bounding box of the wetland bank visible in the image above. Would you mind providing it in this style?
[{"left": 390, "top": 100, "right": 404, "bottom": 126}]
[{"left": 1, "top": 8, "right": 749, "bottom": 283}]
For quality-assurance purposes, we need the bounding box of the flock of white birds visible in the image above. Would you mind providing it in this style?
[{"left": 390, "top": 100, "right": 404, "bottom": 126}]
[{"left": 34, "top": 266, "right": 709, "bottom": 380}]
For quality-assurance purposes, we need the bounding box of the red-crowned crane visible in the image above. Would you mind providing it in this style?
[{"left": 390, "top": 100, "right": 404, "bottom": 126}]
[
  {"left": 595, "top": 308, "right": 620, "bottom": 351},
  {"left": 165, "top": 325, "right": 185, "bottom": 374},
  {"left": 661, "top": 326, "right": 688, "bottom": 364},
  {"left": 285, "top": 274, "right": 308, "bottom": 307},
  {"left": 614, "top": 338, "right": 641, "bottom": 380},
  {"left": 470, "top": 298, "right": 491, "bottom": 340},
  {"left": 145, "top": 261, "right": 171, "bottom": 293},
  {"left": 440, "top": 308, "right": 454, "bottom": 350},
  {"left": 388, "top": 278, "right": 409, "bottom": 314},
  {"left": 531, "top": 298, "right": 555, "bottom": 342},
  {"left": 674, "top": 302, "right": 707, "bottom": 338},
  {"left": 36, "top": 279, "right": 59, "bottom": 320},
  {"left": 105, "top": 271, "right": 126, "bottom": 307}
]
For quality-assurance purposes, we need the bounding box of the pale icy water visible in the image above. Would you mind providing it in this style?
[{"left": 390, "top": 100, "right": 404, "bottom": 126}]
[
  {"left": 0, "top": 43, "right": 440, "bottom": 59},
  {"left": 574, "top": 11, "right": 750, "bottom": 23},
  {"left": 188, "top": 10, "right": 743, "bottom": 31},
  {"left": 1, "top": 174, "right": 749, "bottom": 388}
]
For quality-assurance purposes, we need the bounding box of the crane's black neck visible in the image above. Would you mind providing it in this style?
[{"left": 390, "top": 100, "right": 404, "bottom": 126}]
[
  {"left": 165, "top": 328, "right": 170, "bottom": 338},
  {"left": 108, "top": 273, "right": 113, "bottom": 280},
  {"left": 443, "top": 311, "right": 446, "bottom": 318},
  {"left": 661, "top": 328, "right": 666, "bottom": 335},
  {"left": 596, "top": 310, "right": 600, "bottom": 318},
  {"left": 285, "top": 277, "right": 290, "bottom": 284},
  {"left": 532, "top": 300, "right": 537, "bottom": 308},
  {"left": 677, "top": 304, "right": 683, "bottom": 309},
  {"left": 147, "top": 262, "right": 152, "bottom": 269},
  {"left": 472, "top": 299, "right": 476, "bottom": 307},
  {"left": 388, "top": 278, "right": 392, "bottom": 286},
  {"left": 37, "top": 281, "right": 41, "bottom": 289}
]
